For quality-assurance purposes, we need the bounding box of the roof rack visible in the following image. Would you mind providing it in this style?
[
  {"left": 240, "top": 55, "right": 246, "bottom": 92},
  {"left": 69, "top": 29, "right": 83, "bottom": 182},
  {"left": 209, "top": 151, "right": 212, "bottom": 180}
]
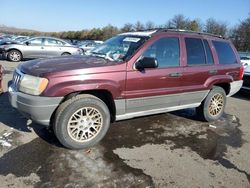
[{"left": 155, "top": 28, "right": 224, "bottom": 38}]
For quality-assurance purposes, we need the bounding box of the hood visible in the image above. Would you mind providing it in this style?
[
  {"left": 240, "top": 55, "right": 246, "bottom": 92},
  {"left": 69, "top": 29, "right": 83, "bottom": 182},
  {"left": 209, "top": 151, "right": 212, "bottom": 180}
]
[{"left": 19, "top": 55, "right": 117, "bottom": 77}]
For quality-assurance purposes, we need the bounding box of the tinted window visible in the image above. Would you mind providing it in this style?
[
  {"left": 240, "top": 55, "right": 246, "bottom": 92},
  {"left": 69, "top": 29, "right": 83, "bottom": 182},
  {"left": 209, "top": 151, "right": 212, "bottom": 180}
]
[
  {"left": 142, "top": 37, "right": 180, "bottom": 68},
  {"left": 185, "top": 38, "right": 206, "bottom": 65},
  {"left": 213, "top": 41, "right": 237, "bottom": 64},
  {"left": 29, "top": 38, "right": 43, "bottom": 45},
  {"left": 203, "top": 40, "right": 214, "bottom": 64}
]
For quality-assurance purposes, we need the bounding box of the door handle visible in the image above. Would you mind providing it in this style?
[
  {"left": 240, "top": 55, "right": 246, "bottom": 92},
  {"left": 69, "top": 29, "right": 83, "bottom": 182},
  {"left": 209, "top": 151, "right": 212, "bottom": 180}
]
[
  {"left": 41, "top": 47, "right": 44, "bottom": 49},
  {"left": 169, "top": 72, "right": 182, "bottom": 77},
  {"left": 209, "top": 70, "right": 217, "bottom": 75}
]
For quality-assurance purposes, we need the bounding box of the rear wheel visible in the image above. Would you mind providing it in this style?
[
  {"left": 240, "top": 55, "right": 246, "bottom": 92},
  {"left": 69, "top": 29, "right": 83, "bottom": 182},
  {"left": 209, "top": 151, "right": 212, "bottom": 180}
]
[
  {"left": 196, "top": 86, "right": 226, "bottom": 122},
  {"left": 53, "top": 94, "right": 110, "bottom": 149},
  {"left": 61, "top": 52, "right": 71, "bottom": 56},
  {"left": 7, "top": 50, "right": 22, "bottom": 62}
]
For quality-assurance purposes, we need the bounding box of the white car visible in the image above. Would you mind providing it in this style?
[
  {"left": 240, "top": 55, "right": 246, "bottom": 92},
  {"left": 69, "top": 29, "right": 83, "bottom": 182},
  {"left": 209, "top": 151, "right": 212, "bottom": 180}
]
[
  {"left": 240, "top": 56, "right": 250, "bottom": 66},
  {"left": 78, "top": 40, "right": 103, "bottom": 53}
]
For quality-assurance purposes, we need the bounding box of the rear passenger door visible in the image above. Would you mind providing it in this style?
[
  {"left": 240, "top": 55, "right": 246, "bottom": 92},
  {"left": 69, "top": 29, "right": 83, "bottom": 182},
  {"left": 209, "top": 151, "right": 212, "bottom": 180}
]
[
  {"left": 125, "top": 35, "right": 183, "bottom": 113},
  {"left": 181, "top": 37, "right": 216, "bottom": 106},
  {"left": 44, "top": 38, "right": 64, "bottom": 57}
]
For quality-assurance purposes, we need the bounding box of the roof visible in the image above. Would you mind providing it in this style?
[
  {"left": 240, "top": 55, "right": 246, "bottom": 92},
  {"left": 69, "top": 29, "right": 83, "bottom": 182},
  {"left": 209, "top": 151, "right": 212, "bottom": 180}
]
[
  {"left": 120, "top": 28, "right": 224, "bottom": 39},
  {"left": 158, "top": 28, "right": 224, "bottom": 39}
]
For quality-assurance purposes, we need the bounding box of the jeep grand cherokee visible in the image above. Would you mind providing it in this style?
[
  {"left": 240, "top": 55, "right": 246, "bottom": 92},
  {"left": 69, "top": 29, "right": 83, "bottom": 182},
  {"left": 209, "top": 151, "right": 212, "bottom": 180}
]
[{"left": 8, "top": 29, "right": 244, "bottom": 149}]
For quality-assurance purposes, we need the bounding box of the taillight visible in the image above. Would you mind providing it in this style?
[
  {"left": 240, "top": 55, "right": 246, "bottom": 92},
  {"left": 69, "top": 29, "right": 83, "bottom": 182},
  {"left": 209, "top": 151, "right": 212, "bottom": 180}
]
[{"left": 239, "top": 65, "right": 244, "bottom": 80}]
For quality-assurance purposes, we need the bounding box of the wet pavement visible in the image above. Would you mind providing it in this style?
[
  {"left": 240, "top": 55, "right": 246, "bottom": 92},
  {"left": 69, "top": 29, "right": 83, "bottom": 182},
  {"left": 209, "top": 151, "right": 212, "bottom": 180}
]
[{"left": 0, "top": 60, "right": 250, "bottom": 187}]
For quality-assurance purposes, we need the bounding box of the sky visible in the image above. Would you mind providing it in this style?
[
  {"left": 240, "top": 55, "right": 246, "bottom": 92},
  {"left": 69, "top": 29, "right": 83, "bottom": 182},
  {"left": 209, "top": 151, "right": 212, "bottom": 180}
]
[{"left": 0, "top": 0, "right": 249, "bottom": 32}]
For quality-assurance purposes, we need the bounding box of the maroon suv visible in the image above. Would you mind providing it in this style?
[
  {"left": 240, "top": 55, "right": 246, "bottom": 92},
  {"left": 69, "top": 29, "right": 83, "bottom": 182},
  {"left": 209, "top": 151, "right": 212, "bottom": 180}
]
[{"left": 8, "top": 29, "right": 244, "bottom": 149}]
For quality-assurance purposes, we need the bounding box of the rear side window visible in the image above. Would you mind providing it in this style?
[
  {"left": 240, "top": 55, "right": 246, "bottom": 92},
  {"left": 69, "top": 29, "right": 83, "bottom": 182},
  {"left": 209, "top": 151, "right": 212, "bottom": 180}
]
[
  {"left": 212, "top": 41, "right": 237, "bottom": 64},
  {"left": 203, "top": 40, "right": 214, "bottom": 64},
  {"left": 185, "top": 38, "right": 206, "bottom": 65}
]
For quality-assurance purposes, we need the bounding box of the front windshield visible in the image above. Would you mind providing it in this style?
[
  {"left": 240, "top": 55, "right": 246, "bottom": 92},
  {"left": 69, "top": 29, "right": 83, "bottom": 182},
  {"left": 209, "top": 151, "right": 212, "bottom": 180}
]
[{"left": 90, "top": 35, "right": 148, "bottom": 61}]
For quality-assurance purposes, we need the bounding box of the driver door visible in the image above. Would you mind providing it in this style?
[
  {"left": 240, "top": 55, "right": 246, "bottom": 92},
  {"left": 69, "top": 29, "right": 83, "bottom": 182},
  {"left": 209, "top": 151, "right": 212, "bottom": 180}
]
[
  {"left": 125, "top": 35, "right": 183, "bottom": 114},
  {"left": 22, "top": 38, "right": 46, "bottom": 58}
]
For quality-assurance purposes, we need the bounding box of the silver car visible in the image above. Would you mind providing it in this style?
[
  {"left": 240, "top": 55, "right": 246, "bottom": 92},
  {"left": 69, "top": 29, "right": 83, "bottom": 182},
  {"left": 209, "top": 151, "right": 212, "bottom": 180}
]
[{"left": 1, "top": 36, "right": 83, "bottom": 62}]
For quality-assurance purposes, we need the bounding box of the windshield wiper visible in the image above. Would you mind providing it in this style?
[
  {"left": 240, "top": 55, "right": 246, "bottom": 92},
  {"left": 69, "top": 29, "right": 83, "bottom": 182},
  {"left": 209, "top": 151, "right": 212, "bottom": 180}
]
[
  {"left": 91, "top": 51, "right": 106, "bottom": 56},
  {"left": 90, "top": 51, "right": 115, "bottom": 61}
]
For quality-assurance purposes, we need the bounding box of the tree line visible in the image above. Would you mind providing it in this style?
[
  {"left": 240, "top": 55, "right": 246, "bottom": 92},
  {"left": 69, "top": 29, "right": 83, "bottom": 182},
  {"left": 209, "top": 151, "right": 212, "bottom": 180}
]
[{"left": 11, "top": 14, "right": 250, "bottom": 51}]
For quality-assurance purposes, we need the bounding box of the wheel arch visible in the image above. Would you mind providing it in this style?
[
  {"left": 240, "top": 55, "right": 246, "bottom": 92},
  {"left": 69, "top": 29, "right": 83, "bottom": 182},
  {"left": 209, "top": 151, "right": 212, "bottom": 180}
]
[
  {"left": 7, "top": 48, "right": 23, "bottom": 57},
  {"left": 51, "top": 89, "right": 116, "bottom": 125}
]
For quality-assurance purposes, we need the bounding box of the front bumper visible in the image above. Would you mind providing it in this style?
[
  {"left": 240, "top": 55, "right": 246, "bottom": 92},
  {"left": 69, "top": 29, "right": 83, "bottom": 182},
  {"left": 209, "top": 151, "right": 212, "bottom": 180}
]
[
  {"left": 8, "top": 84, "right": 63, "bottom": 126},
  {"left": 0, "top": 50, "right": 7, "bottom": 59}
]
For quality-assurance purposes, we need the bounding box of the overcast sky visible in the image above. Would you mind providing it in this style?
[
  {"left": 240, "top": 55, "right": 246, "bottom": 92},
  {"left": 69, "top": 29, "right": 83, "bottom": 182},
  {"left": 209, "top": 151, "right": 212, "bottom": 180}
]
[{"left": 0, "top": 0, "right": 249, "bottom": 32}]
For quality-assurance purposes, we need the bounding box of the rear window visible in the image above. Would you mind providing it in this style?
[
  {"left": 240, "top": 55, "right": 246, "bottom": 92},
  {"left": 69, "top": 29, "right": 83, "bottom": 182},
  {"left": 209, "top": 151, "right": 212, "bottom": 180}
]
[
  {"left": 185, "top": 38, "right": 206, "bottom": 65},
  {"left": 212, "top": 41, "right": 237, "bottom": 64}
]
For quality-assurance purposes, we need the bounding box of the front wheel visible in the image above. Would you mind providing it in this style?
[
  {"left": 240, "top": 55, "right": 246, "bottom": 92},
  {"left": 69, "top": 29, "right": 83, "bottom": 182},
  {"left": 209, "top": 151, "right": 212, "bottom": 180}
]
[
  {"left": 53, "top": 94, "right": 110, "bottom": 149},
  {"left": 7, "top": 50, "right": 22, "bottom": 62},
  {"left": 196, "top": 86, "right": 226, "bottom": 122}
]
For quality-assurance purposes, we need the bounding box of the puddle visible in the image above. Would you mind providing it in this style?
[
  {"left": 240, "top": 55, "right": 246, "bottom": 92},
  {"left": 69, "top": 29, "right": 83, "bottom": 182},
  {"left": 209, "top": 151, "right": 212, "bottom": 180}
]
[
  {"left": 0, "top": 109, "right": 249, "bottom": 186},
  {"left": 0, "top": 128, "right": 154, "bottom": 188}
]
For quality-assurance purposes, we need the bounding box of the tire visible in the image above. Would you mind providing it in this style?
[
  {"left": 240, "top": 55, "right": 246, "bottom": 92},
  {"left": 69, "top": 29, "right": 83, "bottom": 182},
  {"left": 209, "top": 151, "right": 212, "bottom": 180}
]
[
  {"left": 53, "top": 94, "right": 110, "bottom": 149},
  {"left": 61, "top": 52, "right": 71, "bottom": 56},
  {"left": 7, "top": 50, "right": 22, "bottom": 62},
  {"left": 196, "top": 86, "right": 226, "bottom": 122}
]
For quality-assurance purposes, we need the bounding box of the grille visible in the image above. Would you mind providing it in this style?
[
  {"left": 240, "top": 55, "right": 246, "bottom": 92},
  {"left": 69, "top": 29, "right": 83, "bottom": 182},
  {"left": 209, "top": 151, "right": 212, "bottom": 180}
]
[
  {"left": 243, "top": 75, "right": 250, "bottom": 88},
  {"left": 12, "top": 70, "right": 22, "bottom": 91}
]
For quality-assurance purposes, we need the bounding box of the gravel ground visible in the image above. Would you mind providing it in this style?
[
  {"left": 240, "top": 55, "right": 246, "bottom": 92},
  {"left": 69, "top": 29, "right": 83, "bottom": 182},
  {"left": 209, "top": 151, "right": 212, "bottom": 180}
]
[{"left": 0, "top": 59, "right": 249, "bottom": 188}]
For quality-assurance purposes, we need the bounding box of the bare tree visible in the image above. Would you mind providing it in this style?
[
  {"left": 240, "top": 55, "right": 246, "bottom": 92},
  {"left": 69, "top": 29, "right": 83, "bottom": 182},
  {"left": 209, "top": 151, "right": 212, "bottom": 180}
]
[
  {"left": 121, "top": 23, "right": 134, "bottom": 32},
  {"left": 231, "top": 14, "right": 250, "bottom": 51},
  {"left": 145, "top": 21, "right": 156, "bottom": 30},
  {"left": 134, "top": 21, "right": 145, "bottom": 31},
  {"left": 168, "top": 14, "right": 189, "bottom": 29},
  {"left": 204, "top": 18, "right": 228, "bottom": 36}
]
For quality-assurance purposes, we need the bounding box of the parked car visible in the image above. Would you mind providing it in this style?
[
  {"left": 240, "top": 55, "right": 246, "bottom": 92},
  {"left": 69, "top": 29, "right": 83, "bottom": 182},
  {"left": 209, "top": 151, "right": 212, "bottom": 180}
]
[
  {"left": 240, "top": 56, "right": 250, "bottom": 66},
  {"left": 8, "top": 29, "right": 243, "bottom": 149},
  {"left": 78, "top": 40, "right": 103, "bottom": 53},
  {"left": 0, "top": 64, "right": 3, "bottom": 94},
  {"left": 1, "top": 36, "right": 83, "bottom": 62},
  {"left": 0, "top": 39, "right": 18, "bottom": 55},
  {"left": 242, "top": 64, "right": 250, "bottom": 91},
  {"left": 13, "top": 36, "right": 30, "bottom": 42}
]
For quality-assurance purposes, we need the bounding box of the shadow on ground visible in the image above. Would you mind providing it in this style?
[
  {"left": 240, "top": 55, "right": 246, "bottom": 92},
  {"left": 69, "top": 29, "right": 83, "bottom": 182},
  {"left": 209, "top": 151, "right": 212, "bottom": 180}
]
[
  {"left": 0, "top": 92, "right": 31, "bottom": 132},
  {"left": 0, "top": 93, "right": 249, "bottom": 187},
  {"left": 232, "top": 90, "right": 250, "bottom": 101}
]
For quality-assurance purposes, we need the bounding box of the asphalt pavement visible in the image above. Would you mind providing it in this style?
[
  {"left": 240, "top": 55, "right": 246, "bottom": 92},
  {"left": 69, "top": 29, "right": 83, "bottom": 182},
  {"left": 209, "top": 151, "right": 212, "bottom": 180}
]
[{"left": 0, "top": 59, "right": 249, "bottom": 188}]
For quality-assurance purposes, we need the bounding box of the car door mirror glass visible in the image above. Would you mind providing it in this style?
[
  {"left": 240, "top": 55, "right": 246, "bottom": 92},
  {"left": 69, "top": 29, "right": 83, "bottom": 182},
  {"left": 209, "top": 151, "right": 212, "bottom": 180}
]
[
  {"left": 25, "top": 41, "right": 30, "bottom": 45},
  {"left": 135, "top": 57, "right": 158, "bottom": 70}
]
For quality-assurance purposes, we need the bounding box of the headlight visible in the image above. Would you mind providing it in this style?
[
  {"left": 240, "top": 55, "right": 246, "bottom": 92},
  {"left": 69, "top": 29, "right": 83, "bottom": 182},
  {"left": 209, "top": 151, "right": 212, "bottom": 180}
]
[{"left": 19, "top": 75, "right": 48, "bottom": 95}]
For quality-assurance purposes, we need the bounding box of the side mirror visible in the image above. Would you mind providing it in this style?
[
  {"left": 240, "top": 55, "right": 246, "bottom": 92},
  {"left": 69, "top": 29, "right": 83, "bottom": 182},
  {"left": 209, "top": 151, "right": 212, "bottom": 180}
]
[
  {"left": 135, "top": 57, "right": 158, "bottom": 70},
  {"left": 25, "top": 41, "right": 30, "bottom": 45}
]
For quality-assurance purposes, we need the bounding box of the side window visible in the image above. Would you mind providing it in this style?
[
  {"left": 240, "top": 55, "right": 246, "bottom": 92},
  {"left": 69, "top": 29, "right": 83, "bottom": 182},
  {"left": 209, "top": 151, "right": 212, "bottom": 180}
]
[
  {"left": 212, "top": 41, "right": 237, "bottom": 64},
  {"left": 142, "top": 37, "right": 180, "bottom": 68},
  {"left": 29, "top": 38, "right": 43, "bottom": 45},
  {"left": 185, "top": 38, "right": 206, "bottom": 65},
  {"left": 57, "top": 40, "right": 65, "bottom": 46},
  {"left": 203, "top": 40, "right": 214, "bottom": 64},
  {"left": 45, "top": 39, "right": 59, "bottom": 46}
]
